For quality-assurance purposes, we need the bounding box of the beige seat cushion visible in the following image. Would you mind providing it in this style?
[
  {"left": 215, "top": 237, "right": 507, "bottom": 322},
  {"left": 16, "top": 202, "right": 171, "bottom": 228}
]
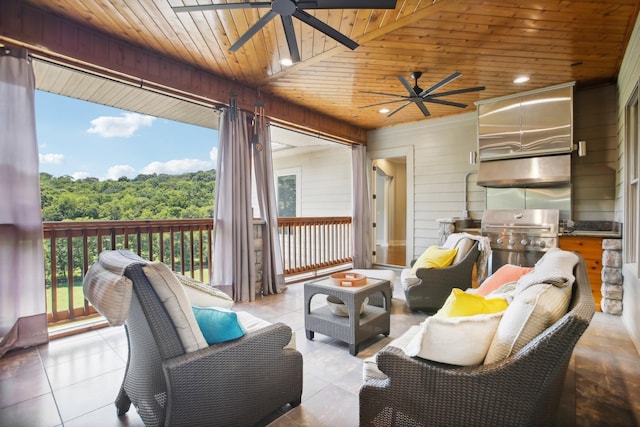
[
  {"left": 363, "top": 325, "right": 421, "bottom": 381},
  {"left": 484, "top": 282, "right": 573, "bottom": 364},
  {"left": 400, "top": 268, "right": 420, "bottom": 289},
  {"left": 236, "top": 311, "right": 296, "bottom": 350}
]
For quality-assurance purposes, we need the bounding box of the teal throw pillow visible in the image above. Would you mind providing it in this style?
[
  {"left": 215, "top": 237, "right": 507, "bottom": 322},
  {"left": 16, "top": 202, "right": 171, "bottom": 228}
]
[{"left": 192, "top": 306, "right": 247, "bottom": 344}]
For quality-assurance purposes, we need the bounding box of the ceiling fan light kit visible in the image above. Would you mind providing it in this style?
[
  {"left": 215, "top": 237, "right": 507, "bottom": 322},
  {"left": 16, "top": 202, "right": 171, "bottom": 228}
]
[
  {"left": 173, "top": 1, "right": 398, "bottom": 63},
  {"left": 361, "top": 71, "right": 486, "bottom": 118}
]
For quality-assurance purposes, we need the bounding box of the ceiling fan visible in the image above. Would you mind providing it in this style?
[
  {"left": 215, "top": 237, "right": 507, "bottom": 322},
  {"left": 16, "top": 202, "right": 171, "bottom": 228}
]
[
  {"left": 361, "top": 71, "right": 486, "bottom": 117},
  {"left": 172, "top": 0, "right": 398, "bottom": 63}
]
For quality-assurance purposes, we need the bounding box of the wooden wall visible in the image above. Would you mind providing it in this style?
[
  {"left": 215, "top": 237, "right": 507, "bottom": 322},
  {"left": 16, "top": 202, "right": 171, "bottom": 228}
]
[
  {"left": 617, "top": 12, "right": 640, "bottom": 354},
  {"left": 573, "top": 84, "right": 618, "bottom": 221},
  {"left": 368, "top": 112, "right": 482, "bottom": 259},
  {"left": 272, "top": 145, "right": 352, "bottom": 217}
]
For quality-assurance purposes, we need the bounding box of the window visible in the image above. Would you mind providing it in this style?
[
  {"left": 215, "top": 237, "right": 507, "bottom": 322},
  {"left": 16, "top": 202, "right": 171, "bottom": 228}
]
[
  {"left": 275, "top": 168, "right": 300, "bottom": 217},
  {"left": 625, "top": 85, "right": 639, "bottom": 274}
]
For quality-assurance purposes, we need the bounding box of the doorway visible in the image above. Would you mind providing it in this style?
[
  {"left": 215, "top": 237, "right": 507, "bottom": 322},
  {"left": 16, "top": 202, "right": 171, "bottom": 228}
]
[{"left": 369, "top": 147, "right": 414, "bottom": 267}]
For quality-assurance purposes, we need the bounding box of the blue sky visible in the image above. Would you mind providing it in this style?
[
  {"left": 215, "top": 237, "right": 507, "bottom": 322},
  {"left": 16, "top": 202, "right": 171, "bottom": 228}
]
[{"left": 35, "top": 91, "right": 218, "bottom": 180}]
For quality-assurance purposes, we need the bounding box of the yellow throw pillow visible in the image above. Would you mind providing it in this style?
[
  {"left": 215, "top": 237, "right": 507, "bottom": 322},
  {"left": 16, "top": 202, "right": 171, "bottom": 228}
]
[
  {"left": 410, "top": 246, "right": 458, "bottom": 274},
  {"left": 435, "top": 288, "right": 508, "bottom": 319}
]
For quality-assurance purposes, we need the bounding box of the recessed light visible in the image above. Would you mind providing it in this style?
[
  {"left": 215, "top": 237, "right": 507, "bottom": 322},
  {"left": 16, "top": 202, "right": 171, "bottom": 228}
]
[
  {"left": 280, "top": 58, "right": 293, "bottom": 67},
  {"left": 379, "top": 108, "right": 390, "bottom": 114},
  {"left": 514, "top": 76, "right": 530, "bottom": 84}
]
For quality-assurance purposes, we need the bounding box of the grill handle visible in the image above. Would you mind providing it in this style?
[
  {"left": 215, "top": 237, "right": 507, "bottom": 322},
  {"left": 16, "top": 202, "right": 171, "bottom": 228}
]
[{"left": 482, "top": 224, "right": 554, "bottom": 230}]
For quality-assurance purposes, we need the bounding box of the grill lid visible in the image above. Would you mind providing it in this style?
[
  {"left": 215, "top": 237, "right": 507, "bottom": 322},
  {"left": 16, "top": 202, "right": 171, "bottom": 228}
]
[{"left": 481, "top": 209, "right": 559, "bottom": 236}]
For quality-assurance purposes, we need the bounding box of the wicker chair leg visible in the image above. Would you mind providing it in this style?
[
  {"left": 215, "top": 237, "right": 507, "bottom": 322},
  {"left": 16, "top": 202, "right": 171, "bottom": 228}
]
[
  {"left": 115, "top": 385, "right": 131, "bottom": 416},
  {"left": 290, "top": 398, "right": 302, "bottom": 407}
]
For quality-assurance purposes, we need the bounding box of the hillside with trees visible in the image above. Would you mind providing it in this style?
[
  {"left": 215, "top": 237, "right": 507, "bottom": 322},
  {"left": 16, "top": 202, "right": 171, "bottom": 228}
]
[{"left": 40, "top": 170, "right": 216, "bottom": 221}]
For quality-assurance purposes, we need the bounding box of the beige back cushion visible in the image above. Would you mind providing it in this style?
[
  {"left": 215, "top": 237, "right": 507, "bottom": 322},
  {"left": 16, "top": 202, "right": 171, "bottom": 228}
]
[
  {"left": 452, "top": 238, "right": 474, "bottom": 264},
  {"left": 484, "top": 282, "right": 573, "bottom": 364},
  {"left": 83, "top": 261, "right": 133, "bottom": 326},
  {"left": 442, "top": 234, "right": 474, "bottom": 264},
  {"left": 142, "top": 262, "right": 208, "bottom": 353}
]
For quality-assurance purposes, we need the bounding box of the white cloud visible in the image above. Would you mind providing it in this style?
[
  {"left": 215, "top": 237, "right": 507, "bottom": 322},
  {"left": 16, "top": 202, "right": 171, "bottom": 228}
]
[
  {"left": 39, "top": 153, "right": 64, "bottom": 164},
  {"left": 140, "top": 158, "right": 213, "bottom": 175},
  {"left": 71, "top": 172, "right": 90, "bottom": 181},
  {"left": 87, "top": 113, "right": 155, "bottom": 138},
  {"left": 209, "top": 147, "right": 218, "bottom": 165},
  {"left": 106, "top": 164, "right": 136, "bottom": 181}
]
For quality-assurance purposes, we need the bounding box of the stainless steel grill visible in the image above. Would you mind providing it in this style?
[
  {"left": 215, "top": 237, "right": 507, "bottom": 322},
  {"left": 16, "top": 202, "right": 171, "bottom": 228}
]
[{"left": 481, "top": 209, "right": 559, "bottom": 275}]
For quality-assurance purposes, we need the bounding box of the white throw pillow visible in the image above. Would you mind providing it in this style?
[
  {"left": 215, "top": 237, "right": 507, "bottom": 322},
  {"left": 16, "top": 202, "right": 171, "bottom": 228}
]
[
  {"left": 174, "top": 273, "right": 234, "bottom": 309},
  {"left": 142, "top": 262, "right": 208, "bottom": 353},
  {"left": 404, "top": 311, "right": 504, "bottom": 366},
  {"left": 484, "top": 282, "right": 573, "bottom": 364}
]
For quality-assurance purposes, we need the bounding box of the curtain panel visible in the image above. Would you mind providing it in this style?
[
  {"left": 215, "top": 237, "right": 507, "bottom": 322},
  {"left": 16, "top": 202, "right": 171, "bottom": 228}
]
[
  {"left": 0, "top": 48, "right": 48, "bottom": 357},
  {"left": 252, "top": 117, "right": 286, "bottom": 295},
  {"left": 212, "top": 106, "right": 256, "bottom": 302},
  {"left": 351, "top": 144, "right": 373, "bottom": 269}
]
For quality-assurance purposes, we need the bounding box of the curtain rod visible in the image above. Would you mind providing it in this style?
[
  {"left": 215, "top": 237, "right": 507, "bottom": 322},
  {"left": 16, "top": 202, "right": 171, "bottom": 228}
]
[{"left": 4, "top": 41, "right": 226, "bottom": 113}]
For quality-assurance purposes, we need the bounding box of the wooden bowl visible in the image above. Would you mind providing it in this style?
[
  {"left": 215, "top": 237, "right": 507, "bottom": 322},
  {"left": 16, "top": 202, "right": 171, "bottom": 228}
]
[{"left": 330, "top": 272, "right": 366, "bottom": 287}]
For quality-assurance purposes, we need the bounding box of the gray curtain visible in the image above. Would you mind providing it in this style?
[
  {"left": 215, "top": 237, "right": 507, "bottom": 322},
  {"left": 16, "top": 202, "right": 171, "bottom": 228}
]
[
  {"left": 252, "top": 115, "right": 285, "bottom": 295},
  {"left": 0, "top": 48, "right": 48, "bottom": 357},
  {"left": 211, "top": 103, "right": 256, "bottom": 302},
  {"left": 352, "top": 144, "right": 373, "bottom": 268}
]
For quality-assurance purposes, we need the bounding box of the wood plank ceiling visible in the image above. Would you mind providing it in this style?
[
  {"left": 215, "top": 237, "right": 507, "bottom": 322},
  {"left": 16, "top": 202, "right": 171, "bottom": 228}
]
[{"left": 6, "top": 0, "right": 640, "bottom": 135}]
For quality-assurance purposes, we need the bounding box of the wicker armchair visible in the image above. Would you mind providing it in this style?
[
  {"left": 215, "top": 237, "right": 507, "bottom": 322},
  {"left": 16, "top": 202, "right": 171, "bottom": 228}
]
[
  {"left": 115, "top": 261, "right": 303, "bottom": 427},
  {"left": 360, "top": 255, "right": 595, "bottom": 427},
  {"left": 404, "top": 241, "right": 480, "bottom": 312}
]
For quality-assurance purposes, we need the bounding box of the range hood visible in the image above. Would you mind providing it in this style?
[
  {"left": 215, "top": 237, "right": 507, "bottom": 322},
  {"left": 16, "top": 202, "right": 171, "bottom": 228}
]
[{"left": 477, "top": 154, "right": 571, "bottom": 188}]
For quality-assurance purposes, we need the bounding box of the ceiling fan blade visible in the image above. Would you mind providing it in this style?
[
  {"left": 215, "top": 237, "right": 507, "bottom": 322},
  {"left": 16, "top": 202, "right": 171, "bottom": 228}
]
[
  {"left": 293, "top": 10, "right": 358, "bottom": 50},
  {"left": 229, "top": 10, "right": 278, "bottom": 52},
  {"left": 172, "top": 2, "right": 272, "bottom": 13},
  {"left": 397, "top": 75, "right": 419, "bottom": 97},
  {"left": 387, "top": 101, "right": 411, "bottom": 117},
  {"left": 359, "top": 99, "right": 408, "bottom": 108},
  {"left": 359, "top": 90, "right": 407, "bottom": 98},
  {"left": 428, "top": 86, "right": 486, "bottom": 98},
  {"left": 296, "top": 0, "right": 397, "bottom": 9},
  {"left": 416, "top": 100, "right": 431, "bottom": 117},
  {"left": 420, "top": 72, "right": 461, "bottom": 96},
  {"left": 281, "top": 15, "right": 301, "bottom": 63},
  {"left": 424, "top": 98, "right": 468, "bottom": 109}
]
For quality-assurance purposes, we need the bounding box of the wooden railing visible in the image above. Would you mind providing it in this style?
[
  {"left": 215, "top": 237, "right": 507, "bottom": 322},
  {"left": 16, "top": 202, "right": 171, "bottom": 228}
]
[
  {"left": 43, "top": 217, "right": 352, "bottom": 327},
  {"left": 43, "top": 219, "right": 214, "bottom": 325},
  {"left": 277, "top": 217, "right": 353, "bottom": 277}
]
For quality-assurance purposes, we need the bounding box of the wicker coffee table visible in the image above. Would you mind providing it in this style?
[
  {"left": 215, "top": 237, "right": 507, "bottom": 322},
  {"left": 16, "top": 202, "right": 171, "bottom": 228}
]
[{"left": 304, "top": 276, "right": 391, "bottom": 355}]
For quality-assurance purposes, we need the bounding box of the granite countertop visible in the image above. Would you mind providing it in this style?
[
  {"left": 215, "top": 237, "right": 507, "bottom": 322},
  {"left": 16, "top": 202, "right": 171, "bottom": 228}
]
[
  {"left": 452, "top": 218, "right": 623, "bottom": 238},
  {"left": 560, "top": 221, "right": 622, "bottom": 238},
  {"left": 561, "top": 230, "right": 622, "bottom": 238}
]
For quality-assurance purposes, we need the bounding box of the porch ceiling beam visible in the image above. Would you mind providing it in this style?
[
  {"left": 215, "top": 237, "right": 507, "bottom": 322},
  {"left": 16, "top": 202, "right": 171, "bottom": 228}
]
[{"left": 0, "top": 0, "right": 367, "bottom": 145}]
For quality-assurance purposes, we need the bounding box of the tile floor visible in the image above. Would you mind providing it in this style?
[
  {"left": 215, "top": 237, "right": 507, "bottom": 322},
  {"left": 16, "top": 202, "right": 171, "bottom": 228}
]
[{"left": 1, "top": 272, "right": 639, "bottom": 426}]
